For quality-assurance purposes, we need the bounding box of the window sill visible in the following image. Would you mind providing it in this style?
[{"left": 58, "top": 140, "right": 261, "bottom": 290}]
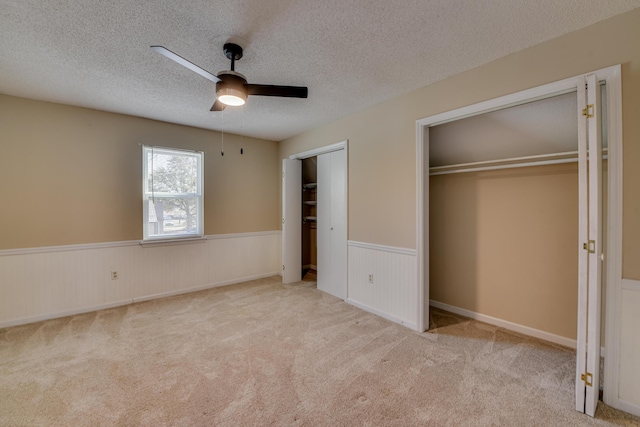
[{"left": 139, "top": 236, "right": 206, "bottom": 248}]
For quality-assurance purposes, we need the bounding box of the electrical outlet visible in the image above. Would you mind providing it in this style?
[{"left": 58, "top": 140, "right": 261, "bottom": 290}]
[
  {"left": 111, "top": 271, "right": 118, "bottom": 280},
  {"left": 368, "top": 274, "right": 374, "bottom": 284}
]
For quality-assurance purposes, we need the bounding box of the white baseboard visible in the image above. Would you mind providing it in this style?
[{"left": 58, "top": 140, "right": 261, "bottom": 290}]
[
  {"left": 0, "top": 272, "right": 280, "bottom": 329},
  {"left": 347, "top": 298, "right": 418, "bottom": 331},
  {"left": 429, "top": 300, "right": 577, "bottom": 349},
  {"left": 614, "top": 398, "right": 640, "bottom": 418},
  {"left": 0, "top": 299, "right": 132, "bottom": 329},
  {"left": 132, "top": 272, "right": 279, "bottom": 303}
]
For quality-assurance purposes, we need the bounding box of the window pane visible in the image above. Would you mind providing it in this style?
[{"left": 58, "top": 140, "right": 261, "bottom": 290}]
[
  {"left": 145, "top": 198, "right": 200, "bottom": 238},
  {"left": 143, "top": 146, "right": 203, "bottom": 240},
  {"left": 146, "top": 150, "right": 200, "bottom": 195}
]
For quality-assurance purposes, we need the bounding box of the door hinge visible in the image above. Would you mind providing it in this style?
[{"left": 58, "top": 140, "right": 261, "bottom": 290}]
[
  {"left": 581, "top": 372, "right": 593, "bottom": 387},
  {"left": 583, "top": 240, "right": 595, "bottom": 253},
  {"left": 582, "top": 104, "right": 594, "bottom": 118},
  {"left": 282, "top": 265, "right": 285, "bottom": 270}
]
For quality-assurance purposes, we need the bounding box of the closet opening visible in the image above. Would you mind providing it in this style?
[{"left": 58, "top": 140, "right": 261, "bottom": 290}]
[
  {"left": 428, "top": 90, "right": 587, "bottom": 347},
  {"left": 416, "top": 66, "right": 622, "bottom": 417},
  {"left": 282, "top": 141, "right": 348, "bottom": 300},
  {"left": 301, "top": 157, "right": 318, "bottom": 281}
]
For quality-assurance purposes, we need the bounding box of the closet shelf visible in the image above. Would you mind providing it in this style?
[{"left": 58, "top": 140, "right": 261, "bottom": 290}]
[
  {"left": 429, "top": 149, "right": 608, "bottom": 176},
  {"left": 303, "top": 216, "right": 317, "bottom": 222},
  {"left": 303, "top": 201, "right": 317, "bottom": 205},
  {"left": 303, "top": 183, "right": 317, "bottom": 189}
]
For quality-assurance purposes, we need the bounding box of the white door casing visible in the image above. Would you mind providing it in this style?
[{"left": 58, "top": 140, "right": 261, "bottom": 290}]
[{"left": 602, "top": 70, "right": 639, "bottom": 415}]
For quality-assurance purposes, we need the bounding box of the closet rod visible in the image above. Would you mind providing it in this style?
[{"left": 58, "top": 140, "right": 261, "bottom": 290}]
[
  {"left": 429, "top": 149, "right": 608, "bottom": 176},
  {"left": 430, "top": 157, "right": 574, "bottom": 176}
]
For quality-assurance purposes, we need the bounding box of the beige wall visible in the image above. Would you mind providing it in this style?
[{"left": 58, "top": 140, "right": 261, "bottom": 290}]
[
  {"left": 430, "top": 164, "right": 579, "bottom": 338},
  {"left": 279, "top": 8, "right": 640, "bottom": 281},
  {"left": 0, "top": 95, "right": 279, "bottom": 250}
]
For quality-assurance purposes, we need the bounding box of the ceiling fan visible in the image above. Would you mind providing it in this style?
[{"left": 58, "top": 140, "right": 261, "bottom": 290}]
[{"left": 151, "top": 43, "right": 308, "bottom": 111}]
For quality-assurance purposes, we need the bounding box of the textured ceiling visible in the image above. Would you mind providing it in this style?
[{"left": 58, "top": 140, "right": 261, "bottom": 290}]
[{"left": 1, "top": 1, "right": 639, "bottom": 141}]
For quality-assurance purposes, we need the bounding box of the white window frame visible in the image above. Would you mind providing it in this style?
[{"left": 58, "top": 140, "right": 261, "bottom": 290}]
[{"left": 142, "top": 145, "right": 204, "bottom": 241}]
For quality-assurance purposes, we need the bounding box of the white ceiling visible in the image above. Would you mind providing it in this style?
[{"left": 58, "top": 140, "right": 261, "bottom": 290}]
[{"left": 1, "top": 1, "right": 639, "bottom": 141}]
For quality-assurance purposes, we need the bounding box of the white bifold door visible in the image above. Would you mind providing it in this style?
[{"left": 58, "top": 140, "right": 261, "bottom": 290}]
[
  {"left": 282, "top": 159, "right": 302, "bottom": 284},
  {"left": 576, "top": 73, "right": 603, "bottom": 417},
  {"left": 282, "top": 147, "right": 348, "bottom": 299},
  {"left": 317, "top": 149, "right": 347, "bottom": 299}
]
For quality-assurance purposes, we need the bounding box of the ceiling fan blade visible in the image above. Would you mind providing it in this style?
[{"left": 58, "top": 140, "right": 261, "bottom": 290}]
[
  {"left": 210, "top": 99, "right": 226, "bottom": 111},
  {"left": 245, "top": 84, "right": 308, "bottom": 98},
  {"left": 151, "top": 46, "right": 220, "bottom": 83}
]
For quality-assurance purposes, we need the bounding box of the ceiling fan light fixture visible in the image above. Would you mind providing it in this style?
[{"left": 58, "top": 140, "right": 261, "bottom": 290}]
[
  {"left": 217, "top": 87, "right": 247, "bottom": 106},
  {"left": 215, "top": 71, "right": 248, "bottom": 106}
]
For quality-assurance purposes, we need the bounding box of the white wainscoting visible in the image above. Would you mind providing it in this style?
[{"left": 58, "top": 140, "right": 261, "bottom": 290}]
[
  {"left": 617, "top": 278, "right": 640, "bottom": 415},
  {"left": 0, "top": 231, "right": 281, "bottom": 328},
  {"left": 347, "top": 241, "right": 417, "bottom": 330}
]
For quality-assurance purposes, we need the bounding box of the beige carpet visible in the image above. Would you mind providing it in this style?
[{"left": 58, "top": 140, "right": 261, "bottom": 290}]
[{"left": 1, "top": 275, "right": 639, "bottom": 426}]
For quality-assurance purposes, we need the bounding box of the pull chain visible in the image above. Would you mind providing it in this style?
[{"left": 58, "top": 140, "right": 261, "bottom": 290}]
[
  {"left": 221, "top": 109, "right": 224, "bottom": 156},
  {"left": 240, "top": 105, "right": 244, "bottom": 155}
]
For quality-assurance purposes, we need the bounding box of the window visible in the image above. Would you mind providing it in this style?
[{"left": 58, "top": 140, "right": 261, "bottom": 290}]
[{"left": 143, "top": 146, "right": 204, "bottom": 240}]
